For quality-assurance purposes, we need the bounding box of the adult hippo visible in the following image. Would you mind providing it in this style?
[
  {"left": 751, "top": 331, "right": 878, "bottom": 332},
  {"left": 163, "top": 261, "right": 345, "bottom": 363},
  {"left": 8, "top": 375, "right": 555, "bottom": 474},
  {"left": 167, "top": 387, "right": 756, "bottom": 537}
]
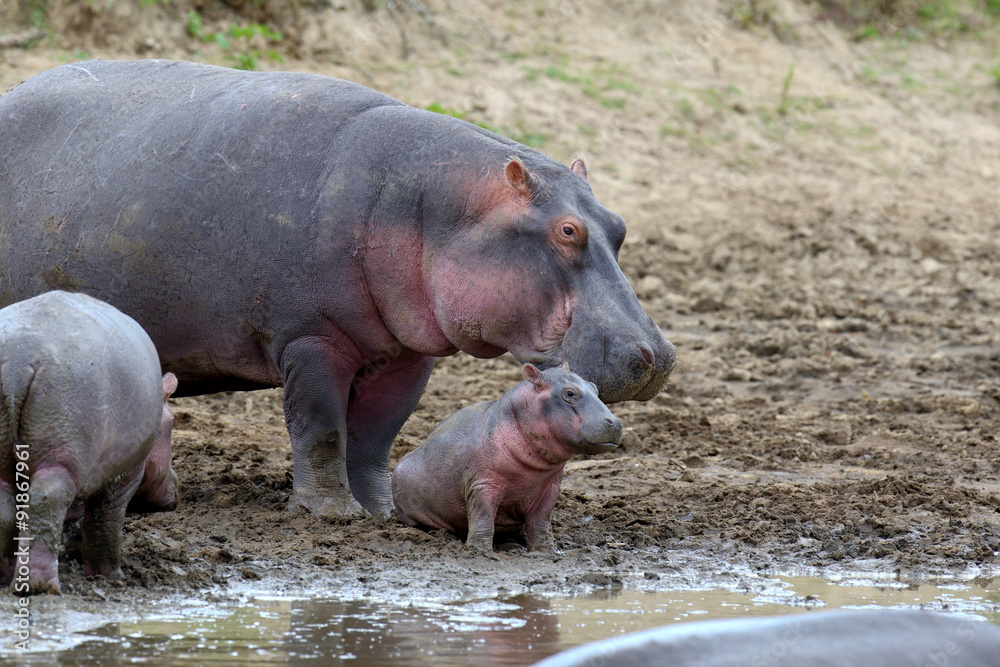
[{"left": 0, "top": 59, "right": 674, "bottom": 517}]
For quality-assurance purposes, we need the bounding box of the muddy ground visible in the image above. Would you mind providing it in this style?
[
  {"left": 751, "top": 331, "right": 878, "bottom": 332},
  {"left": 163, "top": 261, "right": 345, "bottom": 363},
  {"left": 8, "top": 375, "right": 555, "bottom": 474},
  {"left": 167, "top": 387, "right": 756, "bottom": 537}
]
[{"left": 2, "top": 0, "right": 1000, "bottom": 616}]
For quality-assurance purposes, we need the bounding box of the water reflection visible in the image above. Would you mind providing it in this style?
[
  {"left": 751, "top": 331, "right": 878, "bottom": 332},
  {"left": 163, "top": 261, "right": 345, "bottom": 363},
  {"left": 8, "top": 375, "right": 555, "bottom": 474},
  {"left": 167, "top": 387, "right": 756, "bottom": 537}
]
[
  {"left": 277, "top": 595, "right": 559, "bottom": 665},
  {"left": 8, "top": 576, "right": 1000, "bottom": 665}
]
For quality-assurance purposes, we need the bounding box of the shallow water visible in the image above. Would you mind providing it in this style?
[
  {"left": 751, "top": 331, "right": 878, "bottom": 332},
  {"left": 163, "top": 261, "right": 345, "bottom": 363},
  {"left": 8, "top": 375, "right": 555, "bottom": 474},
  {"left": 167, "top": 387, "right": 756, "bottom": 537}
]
[{"left": 8, "top": 574, "right": 1000, "bottom": 665}]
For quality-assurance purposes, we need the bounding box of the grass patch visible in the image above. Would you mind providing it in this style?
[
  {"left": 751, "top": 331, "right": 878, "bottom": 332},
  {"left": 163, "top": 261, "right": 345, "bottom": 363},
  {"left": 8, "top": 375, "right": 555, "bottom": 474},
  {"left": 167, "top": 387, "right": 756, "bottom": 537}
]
[
  {"left": 818, "top": 0, "right": 983, "bottom": 39},
  {"left": 426, "top": 103, "right": 547, "bottom": 148},
  {"left": 525, "top": 61, "right": 639, "bottom": 110},
  {"left": 777, "top": 64, "right": 795, "bottom": 116},
  {"left": 425, "top": 102, "right": 466, "bottom": 119},
  {"left": 990, "top": 63, "right": 1000, "bottom": 87}
]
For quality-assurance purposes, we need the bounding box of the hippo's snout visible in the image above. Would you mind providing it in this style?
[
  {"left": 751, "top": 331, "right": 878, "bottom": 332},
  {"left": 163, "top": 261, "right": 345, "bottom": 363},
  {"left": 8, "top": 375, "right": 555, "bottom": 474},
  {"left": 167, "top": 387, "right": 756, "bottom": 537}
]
[
  {"left": 577, "top": 414, "right": 623, "bottom": 455},
  {"left": 560, "top": 313, "right": 676, "bottom": 404}
]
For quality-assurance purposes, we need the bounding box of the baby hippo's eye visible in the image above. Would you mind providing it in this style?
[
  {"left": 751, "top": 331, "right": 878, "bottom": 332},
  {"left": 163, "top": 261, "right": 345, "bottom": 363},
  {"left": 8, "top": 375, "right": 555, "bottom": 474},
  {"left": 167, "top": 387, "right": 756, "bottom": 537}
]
[{"left": 562, "top": 387, "right": 579, "bottom": 403}]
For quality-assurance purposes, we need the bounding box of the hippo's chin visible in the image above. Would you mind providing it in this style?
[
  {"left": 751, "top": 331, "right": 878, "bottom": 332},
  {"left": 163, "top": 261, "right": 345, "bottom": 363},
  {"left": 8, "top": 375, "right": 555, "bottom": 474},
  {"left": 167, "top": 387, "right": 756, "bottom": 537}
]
[{"left": 577, "top": 441, "right": 619, "bottom": 455}]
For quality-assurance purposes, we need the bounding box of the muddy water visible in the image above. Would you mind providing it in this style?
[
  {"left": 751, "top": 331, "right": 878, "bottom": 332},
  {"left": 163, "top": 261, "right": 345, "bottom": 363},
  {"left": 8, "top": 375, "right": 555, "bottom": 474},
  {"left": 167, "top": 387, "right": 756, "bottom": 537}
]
[{"left": 10, "top": 575, "right": 1000, "bottom": 666}]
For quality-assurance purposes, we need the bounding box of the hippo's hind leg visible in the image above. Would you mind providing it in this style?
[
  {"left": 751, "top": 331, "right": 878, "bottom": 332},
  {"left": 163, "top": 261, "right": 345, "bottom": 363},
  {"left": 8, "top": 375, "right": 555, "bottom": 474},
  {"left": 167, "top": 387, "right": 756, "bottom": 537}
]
[
  {"left": 347, "top": 354, "right": 434, "bottom": 517},
  {"left": 81, "top": 462, "right": 143, "bottom": 580},
  {"left": 0, "top": 485, "right": 14, "bottom": 587},
  {"left": 25, "top": 468, "right": 77, "bottom": 594},
  {"left": 280, "top": 337, "right": 360, "bottom": 517}
]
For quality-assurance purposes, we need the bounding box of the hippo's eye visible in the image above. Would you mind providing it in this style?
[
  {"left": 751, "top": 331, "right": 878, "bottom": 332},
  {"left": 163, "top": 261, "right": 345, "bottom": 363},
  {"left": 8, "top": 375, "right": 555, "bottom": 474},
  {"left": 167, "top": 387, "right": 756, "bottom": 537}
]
[
  {"left": 562, "top": 387, "right": 579, "bottom": 403},
  {"left": 551, "top": 218, "right": 587, "bottom": 258}
]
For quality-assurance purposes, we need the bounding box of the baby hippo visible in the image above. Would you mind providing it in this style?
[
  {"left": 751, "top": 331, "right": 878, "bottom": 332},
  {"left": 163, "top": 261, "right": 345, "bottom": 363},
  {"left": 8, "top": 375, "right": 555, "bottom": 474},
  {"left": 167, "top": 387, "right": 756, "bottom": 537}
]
[
  {"left": 0, "top": 291, "right": 178, "bottom": 594},
  {"left": 392, "top": 364, "right": 622, "bottom": 552}
]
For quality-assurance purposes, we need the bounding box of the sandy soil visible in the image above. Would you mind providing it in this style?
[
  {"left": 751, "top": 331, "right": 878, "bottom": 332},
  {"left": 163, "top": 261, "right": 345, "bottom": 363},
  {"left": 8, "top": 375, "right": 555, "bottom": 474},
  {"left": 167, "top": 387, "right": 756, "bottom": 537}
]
[{"left": 2, "top": 0, "right": 1000, "bottom": 611}]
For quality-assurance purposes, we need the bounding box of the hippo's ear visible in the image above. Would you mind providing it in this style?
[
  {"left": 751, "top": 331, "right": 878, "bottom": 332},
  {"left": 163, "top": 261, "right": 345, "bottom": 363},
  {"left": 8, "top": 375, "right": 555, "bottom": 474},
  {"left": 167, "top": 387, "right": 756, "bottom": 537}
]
[
  {"left": 570, "top": 158, "right": 588, "bottom": 180},
  {"left": 561, "top": 361, "right": 571, "bottom": 372},
  {"left": 162, "top": 373, "right": 178, "bottom": 400},
  {"left": 522, "top": 364, "right": 546, "bottom": 388},
  {"left": 505, "top": 157, "right": 536, "bottom": 199}
]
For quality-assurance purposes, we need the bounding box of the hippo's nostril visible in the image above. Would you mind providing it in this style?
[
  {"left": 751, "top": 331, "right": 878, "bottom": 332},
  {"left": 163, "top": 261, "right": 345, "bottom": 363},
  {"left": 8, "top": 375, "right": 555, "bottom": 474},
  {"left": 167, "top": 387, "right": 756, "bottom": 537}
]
[
  {"left": 605, "top": 417, "right": 615, "bottom": 426},
  {"left": 640, "top": 346, "right": 653, "bottom": 366}
]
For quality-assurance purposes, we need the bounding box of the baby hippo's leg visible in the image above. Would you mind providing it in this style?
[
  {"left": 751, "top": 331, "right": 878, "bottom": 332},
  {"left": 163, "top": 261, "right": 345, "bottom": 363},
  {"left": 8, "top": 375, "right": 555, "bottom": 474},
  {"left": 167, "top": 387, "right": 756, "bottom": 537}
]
[
  {"left": 26, "top": 468, "right": 77, "bottom": 594},
  {"left": 465, "top": 485, "right": 500, "bottom": 553},
  {"left": 522, "top": 482, "right": 561, "bottom": 552},
  {"left": 81, "top": 463, "right": 143, "bottom": 580},
  {"left": 0, "top": 486, "right": 14, "bottom": 587}
]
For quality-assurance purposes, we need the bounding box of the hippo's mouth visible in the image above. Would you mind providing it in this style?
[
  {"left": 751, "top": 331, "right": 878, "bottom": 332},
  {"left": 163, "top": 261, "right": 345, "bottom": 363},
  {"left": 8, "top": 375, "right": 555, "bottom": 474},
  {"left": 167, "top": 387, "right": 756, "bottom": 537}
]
[{"left": 577, "top": 441, "right": 620, "bottom": 455}]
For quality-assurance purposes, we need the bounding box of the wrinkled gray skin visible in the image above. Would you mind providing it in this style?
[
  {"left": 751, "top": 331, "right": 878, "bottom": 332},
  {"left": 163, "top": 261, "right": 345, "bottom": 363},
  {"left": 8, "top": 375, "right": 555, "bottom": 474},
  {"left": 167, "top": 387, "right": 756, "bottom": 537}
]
[
  {"left": 0, "top": 59, "right": 673, "bottom": 518},
  {"left": 392, "top": 365, "right": 621, "bottom": 551},
  {"left": 532, "top": 609, "right": 1000, "bottom": 667},
  {"left": 0, "top": 291, "right": 178, "bottom": 595}
]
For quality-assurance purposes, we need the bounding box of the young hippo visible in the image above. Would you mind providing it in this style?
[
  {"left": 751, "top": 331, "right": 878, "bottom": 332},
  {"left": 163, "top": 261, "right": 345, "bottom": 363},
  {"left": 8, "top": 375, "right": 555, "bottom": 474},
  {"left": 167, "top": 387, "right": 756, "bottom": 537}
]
[
  {"left": 392, "top": 365, "right": 622, "bottom": 552},
  {"left": 0, "top": 291, "right": 178, "bottom": 594}
]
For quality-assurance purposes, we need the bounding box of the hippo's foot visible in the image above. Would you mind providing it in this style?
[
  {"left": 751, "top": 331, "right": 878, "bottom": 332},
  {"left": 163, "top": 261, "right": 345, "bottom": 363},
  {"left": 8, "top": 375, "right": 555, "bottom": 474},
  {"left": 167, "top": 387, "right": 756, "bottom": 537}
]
[
  {"left": 290, "top": 491, "right": 364, "bottom": 517},
  {"left": 128, "top": 470, "right": 179, "bottom": 514},
  {"left": 83, "top": 562, "right": 123, "bottom": 580},
  {"left": 355, "top": 493, "right": 394, "bottom": 519},
  {"left": 526, "top": 534, "right": 556, "bottom": 553},
  {"left": 464, "top": 536, "right": 497, "bottom": 555},
  {"left": 463, "top": 543, "right": 500, "bottom": 560},
  {"left": 26, "top": 574, "right": 61, "bottom": 595}
]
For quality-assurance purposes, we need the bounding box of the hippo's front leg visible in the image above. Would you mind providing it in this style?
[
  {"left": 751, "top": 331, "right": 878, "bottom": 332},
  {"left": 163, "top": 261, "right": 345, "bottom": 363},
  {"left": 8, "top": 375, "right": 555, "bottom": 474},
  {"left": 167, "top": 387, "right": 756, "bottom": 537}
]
[
  {"left": 523, "top": 481, "right": 561, "bottom": 552},
  {"left": 280, "top": 337, "right": 360, "bottom": 517},
  {"left": 465, "top": 484, "right": 500, "bottom": 552},
  {"left": 346, "top": 353, "right": 434, "bottom": 516}
]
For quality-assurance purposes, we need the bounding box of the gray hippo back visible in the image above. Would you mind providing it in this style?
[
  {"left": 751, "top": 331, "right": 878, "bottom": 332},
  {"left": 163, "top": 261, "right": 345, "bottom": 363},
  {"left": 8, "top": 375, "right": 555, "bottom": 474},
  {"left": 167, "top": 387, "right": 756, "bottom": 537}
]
[{"left": 531, "top": 609, "right": 1000, "bottom": 667}]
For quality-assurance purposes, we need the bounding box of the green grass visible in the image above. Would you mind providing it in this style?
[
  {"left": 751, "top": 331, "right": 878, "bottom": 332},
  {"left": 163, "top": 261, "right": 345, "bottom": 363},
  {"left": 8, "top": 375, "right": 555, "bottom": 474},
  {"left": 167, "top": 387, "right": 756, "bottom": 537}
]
[
  {"left": 544, "top": 66, "right": 577, "bottom": 82},
  {"left": 677, "top": 98, "right": 696, "bottom": 122},
  {"left": 854, "top": 24, "right": 881, "bottom": 41},
  {"left": 58, "top": 50, "right": 89, "bottom": 63},
  {"left": 660, "top": 124, "right": 685, "bottom": 138},
  {"left": 524, "top": 61, "right": 639, "bottom": 110},
  {"left": 900, "top": 72, "right": 925, "bottom": 91},
  {"left": 858, "top": 66, "right": 879, "bottom": 84},
  {"left": 425, "top": 102, "right": 466, "bottom": 119},
  {"left": 426, "top": 103, "right": 547, "bottom": 148},
  {"left": 777, "top": 64, "right": 795, "bottom": 116}
]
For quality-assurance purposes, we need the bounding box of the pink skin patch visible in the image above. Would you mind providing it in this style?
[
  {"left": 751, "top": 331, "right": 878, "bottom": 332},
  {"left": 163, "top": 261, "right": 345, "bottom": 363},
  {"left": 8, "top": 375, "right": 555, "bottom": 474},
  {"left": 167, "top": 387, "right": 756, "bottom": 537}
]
[
  {"left": 431, "top": 255, "right": 573, "bottom": 361},
  {"left": 426, "top": 168, "right": 574, "bottom": 362},
  {"left": 353, "top": 224, "right": 455, "bottom": 357}
]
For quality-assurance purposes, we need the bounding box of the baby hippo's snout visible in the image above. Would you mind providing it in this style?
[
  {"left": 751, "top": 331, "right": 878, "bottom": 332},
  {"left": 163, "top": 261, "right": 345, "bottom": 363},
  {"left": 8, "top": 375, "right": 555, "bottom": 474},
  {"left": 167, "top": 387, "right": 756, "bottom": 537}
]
[
  {"left": 567, "top": 377, "right": 623, "bottom": 455},
  {"left": 578, "top": 413, "right": 623, "bottom": 455}
]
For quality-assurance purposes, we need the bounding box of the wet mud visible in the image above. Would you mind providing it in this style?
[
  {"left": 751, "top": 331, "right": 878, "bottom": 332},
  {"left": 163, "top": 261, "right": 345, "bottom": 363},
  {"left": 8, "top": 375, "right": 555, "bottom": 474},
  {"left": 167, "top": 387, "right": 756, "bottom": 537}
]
[{"left": 1, "top": 0, "right": 999, "bottom": 643}]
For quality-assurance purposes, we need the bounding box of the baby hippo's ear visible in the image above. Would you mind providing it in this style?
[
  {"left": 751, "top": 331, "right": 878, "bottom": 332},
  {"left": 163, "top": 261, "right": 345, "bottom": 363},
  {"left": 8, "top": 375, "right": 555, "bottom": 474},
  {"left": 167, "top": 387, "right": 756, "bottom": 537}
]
[
  {"left": 522, "top": 364, "right": 546, "bottom": 388},
  {"left": 162, "top": 373, "right": 178, "bottom": 400}
]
